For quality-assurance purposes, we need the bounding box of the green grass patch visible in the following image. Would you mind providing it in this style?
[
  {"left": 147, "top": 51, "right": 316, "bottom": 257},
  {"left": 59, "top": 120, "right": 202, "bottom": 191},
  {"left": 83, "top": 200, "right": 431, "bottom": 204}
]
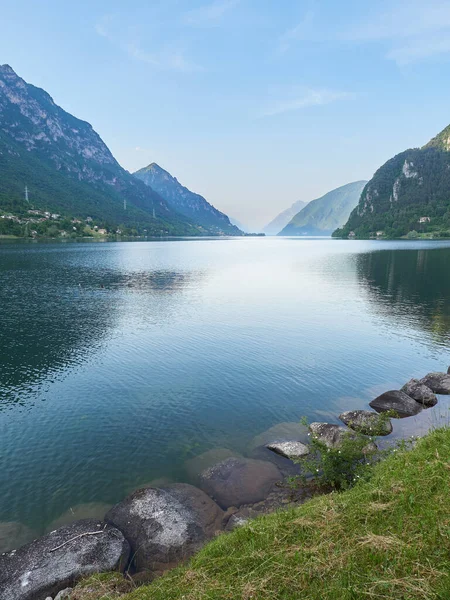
[{"left": 119, "top": 427, "right": 450, "bottom": 600}]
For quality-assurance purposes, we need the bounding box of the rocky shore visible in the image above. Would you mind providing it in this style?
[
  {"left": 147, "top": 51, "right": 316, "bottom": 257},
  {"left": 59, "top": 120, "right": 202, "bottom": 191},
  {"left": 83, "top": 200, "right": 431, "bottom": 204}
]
[{"left": 1, "top": 369, "right": 449, "bottom": 600}]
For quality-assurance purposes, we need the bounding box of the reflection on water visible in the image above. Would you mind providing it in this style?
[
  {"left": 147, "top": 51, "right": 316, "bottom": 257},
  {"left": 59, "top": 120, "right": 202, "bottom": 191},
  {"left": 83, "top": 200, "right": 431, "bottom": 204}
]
[
  {"left": 0, "top": 238, "right": 449, "bottom": 533},
  {"left": 357, "top": 248, "right": 450, "bottom": 347}
]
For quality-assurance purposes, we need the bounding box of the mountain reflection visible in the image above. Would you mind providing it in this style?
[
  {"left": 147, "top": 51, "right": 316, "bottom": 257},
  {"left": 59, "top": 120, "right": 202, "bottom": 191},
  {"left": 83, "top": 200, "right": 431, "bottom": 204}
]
[
  {"left": 0, "top": 247, "right": 195, "bottom": 408},
  {"left": 356, "top": 248, "right": 450, "bottom": 345}
]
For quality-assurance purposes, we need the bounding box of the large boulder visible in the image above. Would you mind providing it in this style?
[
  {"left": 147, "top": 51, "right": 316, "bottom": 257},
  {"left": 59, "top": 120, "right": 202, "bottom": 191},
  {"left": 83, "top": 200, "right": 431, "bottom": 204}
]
[
  {"left": 369, "top": 390, "right": 422, "bottom": 418},
  {"left": 106, "top": 483, "right": 223, "bottom": 573},
  {"left": 309, "top": 423, "right": 356, "bottom": 449},
  {"left": 420, "top": 372, "right": 450, "bottom": 395},
  {"left": 266, "top": 441, "right": 309, "bottom": 459},
  {"left": 401, "top": 379, "right": 437, "bottom": 407},
  {"left": 199, "top": 457, "right": 282, "bottom": 509},
  {"left": 248, "top": 445, "right": 302, "bottom": 478},
  {"left": 0, "top": 520, "right": 129, "bottom": 600},
  {"left": 184, "top": 448, "right": 241, "bottom": 485},
  {"left": 0, "top": 522, "right": 37, "bottom": 553},
  {"left": 338, "top": 410, "right": 393, "bottom": 436}
]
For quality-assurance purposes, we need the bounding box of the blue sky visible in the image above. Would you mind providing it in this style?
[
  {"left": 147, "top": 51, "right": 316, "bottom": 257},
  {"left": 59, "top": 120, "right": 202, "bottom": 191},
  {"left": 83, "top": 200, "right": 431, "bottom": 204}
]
[{"left": 2, "top": 0, "right": 450, "bottom": 228}]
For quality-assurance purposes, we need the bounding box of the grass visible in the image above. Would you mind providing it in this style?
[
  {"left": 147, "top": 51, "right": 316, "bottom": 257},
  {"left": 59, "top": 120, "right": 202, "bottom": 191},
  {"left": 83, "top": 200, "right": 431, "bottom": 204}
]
[{"left": 77, "top": 428, "right": 450, "bottom": 600}]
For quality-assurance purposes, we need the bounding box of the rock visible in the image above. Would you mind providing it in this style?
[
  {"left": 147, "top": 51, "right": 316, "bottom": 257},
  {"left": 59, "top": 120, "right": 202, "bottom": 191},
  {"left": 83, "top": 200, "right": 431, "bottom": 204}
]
[
  {"left": 420, "top": 372, "right": 450, "bottom": 395},
  {"left": 0, "top": 519, "right": 130, "bottom": 600},
  {"left": 105, "top": 483, "right": 223, "bottom": 573},
  {"left": 0, "top": 522, "right": 37, "bottom": 553},
  {"left": 266, "top": 441, "right": 309, "bottom": 459},
  {"left": 128, "top": 476, "right": 173, "bottom": 495},
  {"left": 448, "top": 366, "right": 450, "bottom": 374},
  {"left": 401, "top": 379, "right": 437, "bottom": 407},
  {"left": 248, "top": 422, "right": 309, "bottom": 451},
  {"left": 248, "top": 445, "right": 302, "bottom": 478},
  {"left": 184, "top": 448, "right": 241, "bottom": 485},
  {"left": 55, "top": 588, "right": 72, "bottom": 600},
  {"left": 338, "top": 410, "right": 393, "bottom": 436},
  {"left": 309, "top": 423, "right": 356, "bottom": 449},
  {"left": 199, "top": 457, "right": 282, "bottom": 509},
  {"left": 225, "top": 514, "right": 249, "bottom": 531},
  {"left": 369, "top": 390, "right": 423, "bottom": 418},
  {"left": 46, "top": 503, "right": 112, "bottom": 533}
]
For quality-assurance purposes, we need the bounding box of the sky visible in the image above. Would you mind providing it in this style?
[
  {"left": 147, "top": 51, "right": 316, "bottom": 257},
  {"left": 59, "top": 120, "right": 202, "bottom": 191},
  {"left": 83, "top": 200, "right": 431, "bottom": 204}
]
[{"left": 2, "top": 1, "right": 450, "bottom": 229}]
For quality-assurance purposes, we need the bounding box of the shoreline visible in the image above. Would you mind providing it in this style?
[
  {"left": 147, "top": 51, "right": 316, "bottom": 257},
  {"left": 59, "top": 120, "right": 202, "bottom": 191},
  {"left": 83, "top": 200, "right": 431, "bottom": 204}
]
[{"left": 1, "top": 367, "right": 449, "bottom": 599}]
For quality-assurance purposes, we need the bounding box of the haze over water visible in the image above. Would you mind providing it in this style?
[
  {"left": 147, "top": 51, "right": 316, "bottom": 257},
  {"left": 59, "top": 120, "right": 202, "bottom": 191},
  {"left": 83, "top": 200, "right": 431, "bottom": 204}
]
[{"left": 1, "top": 238, "right": 449, "bottom": 533}]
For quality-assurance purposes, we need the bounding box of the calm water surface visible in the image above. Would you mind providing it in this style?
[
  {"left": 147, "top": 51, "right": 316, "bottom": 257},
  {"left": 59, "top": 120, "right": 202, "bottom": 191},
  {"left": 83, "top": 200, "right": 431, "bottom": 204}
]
[{"left": 1, "top": 238, "right": 449, "bottom": 535}]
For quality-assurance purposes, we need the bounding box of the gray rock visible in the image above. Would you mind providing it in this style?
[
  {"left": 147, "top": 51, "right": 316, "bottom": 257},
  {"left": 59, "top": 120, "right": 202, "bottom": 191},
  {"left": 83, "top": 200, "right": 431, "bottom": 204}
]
[
  {"left": 106, "top": 483, "right": 223, "bottom": 573},
  {"left": 184, "top": 448, "right": 241, "bottom": 485},
  {"left": 420, "top": 372, "right": 450, "bottom": 395},
  {"left": 54, "top": 588, "right": 72, "bottom": 600},
  {"left": 309, "top": 422, "right": 356, "bottom": 449},
  {"left": 199, "top": 457, "right": 282, "bottom": 509},
  {"left": 248, "top": 422, "right": 309, "bottom": 452},
  {"left": 369, "top": 390, "right": 423, "bottom": 418},
  {"left": 448, "top": 366, "right": 450, "bottom": 375},
  {"left": 0, "top": 522, "right": 37, "bottom": 553},
  {"left": 401, "top": 379, "right": 437, "bottom": 407},
  {"left": 266, "top": 441, "right": 309, "bottom": 459},
  {"left": 0, "top": 519, "right": 130, "bottom": 600},
  {"left": 248, "top": 445, "right": 302, "bottom": 478},
  {"left": 338, "top": 410, "right": 393, "bottom": 436}
]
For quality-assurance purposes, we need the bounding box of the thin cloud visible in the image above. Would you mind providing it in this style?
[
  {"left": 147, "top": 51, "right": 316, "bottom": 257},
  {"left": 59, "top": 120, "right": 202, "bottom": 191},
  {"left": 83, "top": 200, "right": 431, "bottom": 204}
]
[
  {"left": 260, "top": 88, "right": 352, "bottom": 118},
  {"left": 343, "top": 0, "right": 450, "bottom": 65},
  {"left": 95, "top": 15, "right": 204, "bottom": 73},
  {"left": 277, "top": 9, "right": 315, "bottom": 55},
  {"left": 183, "top": 0, "right": 240, "bottom": 26}
]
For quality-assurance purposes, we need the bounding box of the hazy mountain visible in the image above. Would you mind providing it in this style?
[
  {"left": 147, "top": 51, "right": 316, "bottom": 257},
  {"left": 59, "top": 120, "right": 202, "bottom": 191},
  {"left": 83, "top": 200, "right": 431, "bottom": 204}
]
[
  {"left": 334, "top": 124, "right": 450, "bottom": 238},
  {"left": 262, "top": 200, "right": 309, "bottom": 235},
  {"left": 0, "top": 64, "right": 206, "bottom": 235},
  {"left": 229, "top": 216, "right": 253, "bottom": 233},
  {"left": 279, "top": 181, "right": 367, "bottom": 236},
  {"left": 133, "top": 163, "right": 241, "bottom": 235}
]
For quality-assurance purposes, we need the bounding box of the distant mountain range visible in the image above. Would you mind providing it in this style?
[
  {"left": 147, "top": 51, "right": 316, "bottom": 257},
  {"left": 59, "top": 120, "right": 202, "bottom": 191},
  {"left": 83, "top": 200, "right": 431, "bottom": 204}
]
[
  {"left": 0, "top": 65, "right": 238, "bottom": 237},
  {"left": 279, "top": 181, "right": 367, "bottom": 236},
  {"left": 334, "top": 124, "right": 450, "bottom": 239},
  {"left": 262, "top": 200, "right": 309, "bottom": 235},
  {"left": 133, "top": 163, "right": 240, "bottom": 235}
]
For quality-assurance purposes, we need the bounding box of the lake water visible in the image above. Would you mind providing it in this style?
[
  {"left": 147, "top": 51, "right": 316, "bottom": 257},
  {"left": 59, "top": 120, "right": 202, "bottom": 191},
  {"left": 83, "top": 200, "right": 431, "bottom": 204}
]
[{"left": 1, "top": 237, "right": 450, "bottom": 537}]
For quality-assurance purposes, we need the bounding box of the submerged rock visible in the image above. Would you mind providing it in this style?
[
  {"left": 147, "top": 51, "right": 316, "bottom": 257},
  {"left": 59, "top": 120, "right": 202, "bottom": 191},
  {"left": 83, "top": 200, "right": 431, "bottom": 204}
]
[
  {"left": 106, "top": 483, "right": 223, "bottom": 573},
  {"left": 184, "top": 448, "right": 241, "bottom": 485},
  {"left": 248, "top": 422, "right": 309, "bottom": 452},
  {"left": 266, "top": 441, "right": 309, "bottom": 459},
  {"left": 338, "top": 410, "right": 393, "bottom": 436},
  {"left": 248, "top": 445, "right": 302, "bottom": 478},
  {"left": 46, "top": 503, "right": 112, "bottom": 533},
  {"left": 420, "top": 372, "right": 450, "bottom": 395},
  {"left": 369, "top": 390, "right": 423, "bottom": 418},
  {"left": 0, "top": 519, "right": 129, "bottom": 600},
  {"left": 0, "top": 522, "right": 37, "bottom": 553},
  {"left": 199, "top": 457, "right": 282, "bottom": 509},
  {"left": 401, "top": 379, "right": 437, "bottom": 407}
]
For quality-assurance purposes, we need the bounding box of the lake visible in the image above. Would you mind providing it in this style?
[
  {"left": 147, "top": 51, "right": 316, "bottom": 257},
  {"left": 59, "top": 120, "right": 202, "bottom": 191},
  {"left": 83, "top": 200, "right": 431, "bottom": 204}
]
[{"left": 1, "top": 237, "right": 449, "bottom": 538}]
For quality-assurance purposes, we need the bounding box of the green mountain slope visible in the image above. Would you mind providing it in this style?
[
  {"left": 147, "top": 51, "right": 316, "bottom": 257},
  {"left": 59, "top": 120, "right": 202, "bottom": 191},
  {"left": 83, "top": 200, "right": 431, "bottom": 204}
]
[
  {"left": 0, "top": 65, "right": 206, "bottom": 236},
  {"left": 133, "top": 163, "right": 241, "bottom": 235},
  {"left": 278, "top": 181, "right": 367, "bottom": 236},
  {"left": 334, "top": 124, "right": 450, "bottom": 239},
  {"left": 262, "top": 199, "right": 309, "bottom": 235}
]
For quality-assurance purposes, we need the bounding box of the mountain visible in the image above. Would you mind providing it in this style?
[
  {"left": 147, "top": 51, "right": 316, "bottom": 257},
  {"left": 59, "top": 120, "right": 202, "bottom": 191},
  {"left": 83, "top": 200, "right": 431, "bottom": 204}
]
[
  {"left": 229, "top": 216, "right": 252, "bottom": 233},
  {"left": 334, "top": 124, "right": 450, "bottom": 239},
  {"left": 262, "top": 200, "right": 309, "bottom": 235},
  {"left": 278, "top": 181, "right": 367, "bottom": 236},
  {"left": 0, "top": 64, "right": 206, "bottom": 236},
  {"left": 133, "top": 163, "right": 241, "bottom": 235}
]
